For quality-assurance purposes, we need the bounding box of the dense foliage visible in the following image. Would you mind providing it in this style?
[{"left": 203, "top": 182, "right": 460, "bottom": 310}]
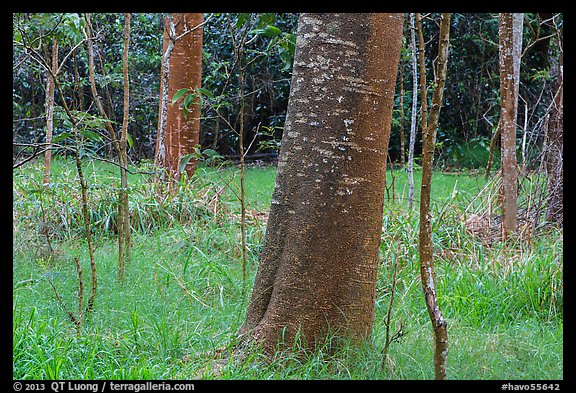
[{"left": 13, "top": 13, "right": 562, "bottom": 168}]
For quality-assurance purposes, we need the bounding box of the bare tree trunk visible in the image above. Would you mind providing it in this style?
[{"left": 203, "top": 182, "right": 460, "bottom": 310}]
[
  {"left": 416, "top": 12, "right": 451, "bottom": 380},
  {"left": 239, "top": 13, "right": 403, "bottom": 354},
  {"left": 398, "top": 25, "right": 406, "bottom": 168},
  {"left": 51, "top": 75, "right": 98, "bottom": 315},
  {"left": 485, "top": 119, "right": 500, "bottom": 179},
  {"left": 154, "top": 14, "right": 173, "bottom": 174},
  {"left": 16, "top": 23, "right": 97, "bottom": 317},
  {"left": 211, "top": 110, "right": 220, "bottom": 150},
  {"left": 85, "top": 14, "right": 121, "bottom": 156},
  {"left": 118, "top": 13, "right": 132, "bottom": 281},
  {"left": 236, "top": 40, "right": 248, "bottom": 290},
  {"left": 498, "top": 13, "right": 523, "bottom": 238},
  {"left": 73, "top": 49, "right": 84, "bottom": 111},
  {"left": 407, "top": 13, "right": 419, "bottom": 210},
  {"left": 86, "top": 13, "right": 129, "bottom": 282},
  {"left": 43, "top": 39, "right": 58, "bottom": 186}
]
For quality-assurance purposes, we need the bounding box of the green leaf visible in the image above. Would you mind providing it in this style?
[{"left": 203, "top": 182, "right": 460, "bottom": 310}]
[
  {"left": 51, "top": 132, "right": 73, "bottom": 143},
  {"left": 171, "top": 88, "right": 190, "bottom": 106},
  {"left": 126, "top": 132, "right": 133, "bottom": 149},
  {"left": 178, "top": 153, "right": 195, "bottom": 174},
  {"left": 258, "top": 13, "right": 276, "bottom": 27},
  {"left": 195, "top": 87, "right": 214, "bottom": 98},
  {"left": 253, "top": 25, "right": 282, "bottom": 38},
  {"left": 202, "top": 148, "right": 220, "bottom": 159},
  {"left": 265, "top": 25, "right": 282, "bottom": 36},
  {"left": 79, "top": 129, "right": 103, "bottom": 142},
  {"left": 183, "top": 93, "right": 196, "bottom": 110},
  {"left": 236, "top": 13, "right": 251, "bottom": 28},
  {"left": 193, "top": 144, "right": 203, "bottom": 157},
  {"left": 280, "top": 34, "right": 296, "bottom": 55}
]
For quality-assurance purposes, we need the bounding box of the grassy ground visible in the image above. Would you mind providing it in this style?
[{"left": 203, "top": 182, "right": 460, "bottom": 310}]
[{"left": 13, "top": 156, "right": 563, "bottom": 380}]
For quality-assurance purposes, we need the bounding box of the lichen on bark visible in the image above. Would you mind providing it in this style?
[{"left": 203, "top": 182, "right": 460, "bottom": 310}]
[{"left": 240, "top": 13, "right": 404, "bottom": 354}]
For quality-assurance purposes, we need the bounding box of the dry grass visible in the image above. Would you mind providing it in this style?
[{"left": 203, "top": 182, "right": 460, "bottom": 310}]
[{"left": 462, "top": 170, "right": 550, "bottom": 246}]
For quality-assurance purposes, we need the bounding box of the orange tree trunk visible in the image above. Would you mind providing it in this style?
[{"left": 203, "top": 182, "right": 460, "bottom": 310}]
[
  {"left": 239, "top": 13, "right": 404, "bottom": 353},
  {"left": 156, "top": 13, "right": 203, "bottom": 180}
]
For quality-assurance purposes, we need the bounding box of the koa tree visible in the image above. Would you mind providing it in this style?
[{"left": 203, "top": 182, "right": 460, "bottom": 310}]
[{"left": 239, "top": 13, "right": 403, "bottom": 353}]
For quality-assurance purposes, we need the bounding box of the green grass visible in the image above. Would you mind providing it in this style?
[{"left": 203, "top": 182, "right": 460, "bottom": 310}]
[{"left": 13, "top": 156, "right": 563, "bottom": 380}]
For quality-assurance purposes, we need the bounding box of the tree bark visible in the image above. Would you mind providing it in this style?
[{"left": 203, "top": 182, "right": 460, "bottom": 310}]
[
  {"left": 155, "top": 13, "right": 203, "bottom": 181},
  {"left": 154, "top": 14, "right": 172, "bottom": 173},
  {"left": 240, "top": 13, "right": 404, "bottom": 354},
  {"left": 118, "top": 13, "right": 132, "bottom": 281},
  {"left": 398, "top": 24, "right": 406, "bottom": 168},
  {"left": 498, "top": 13, "right": 523, "bottom": 238},
  {"left": 43, "top": 39, "right": 58, "bottom": 186},
  {"left": 416, "top": 12, "right": 451, "bottom": 380},
  {"left": 407, "top": 13, "right": 419, "bottom": 210}
]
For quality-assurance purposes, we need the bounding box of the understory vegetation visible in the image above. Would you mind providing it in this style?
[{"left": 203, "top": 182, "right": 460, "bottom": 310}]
[{"left": 13, "top": 157, "right": 563, "bottom": 380}]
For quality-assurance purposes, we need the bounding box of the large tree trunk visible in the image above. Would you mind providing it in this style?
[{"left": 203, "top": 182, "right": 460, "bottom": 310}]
[
  {"left": 155, "top": 13, "right": 203, "bottom": 181},
  {"left": 240, "top": 13, "right": 403, "bottom": 353},
  {"left": 498, "top": 13, "right": 523, "bottom": 239}
]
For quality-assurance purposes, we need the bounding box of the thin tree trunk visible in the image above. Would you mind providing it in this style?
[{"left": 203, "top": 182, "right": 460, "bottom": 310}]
[
  {"left": 473, "top": 46, "right": 486, "bottom": 136},
  {"left": 17, "top": 26, "right": 97, "bottom": 316},
  {"left": 408, "top": 13, "right": 418, "bottom": 210},
  {"left": 237, "top": 49, "right": 248, "bottom": 289},
  {"left": 416, "top": 12, "right": 451, "bottom": 380},
  {"left": 545, "top": 36, "right": 562, "bottom": 225},
  {"left": 212, "top": 110, "right": 220, "bottom": 150},
  {"left": 86, "top": 13, "right": 129, "bottom": 281},
  {"left": 239, "top": 13, "right": 403, "bottom": 354},
  {"left": 85, "top": 14, "right": 121, "bottom": 156},
  {"left": 239, "top": 76, "right": 248, "bottom": 289},
  {"left": 118, "top": 13, "right": 132, "bottom": 281},
  {"left": 52, "top": 76, "right": 97, "bottom": 314},
  {"left": 398, "top": 29, "right": 406, "bottom": 168},
  {"left": 155, "top": 14, "right": 174, "bottom": 175},
  {"left": 498, "top": 13, "right": 523, "bottom": 238},
  {"left": 43, "top": 39, "right": 58, "bottom": 186},
  {"left": 73, "top": 49, "right": 84, "bottom": 111},
  {"left": 485, "top": 120, "right": 500, "bottom": 179}
]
